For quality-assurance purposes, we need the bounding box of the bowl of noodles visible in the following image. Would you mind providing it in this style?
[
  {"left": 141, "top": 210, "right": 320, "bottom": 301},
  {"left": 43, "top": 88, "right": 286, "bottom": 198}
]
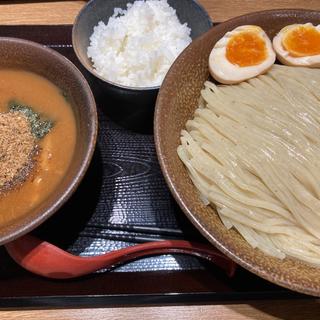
[{"left": 155, "top": 9, "right": 320, "bottom": 296}]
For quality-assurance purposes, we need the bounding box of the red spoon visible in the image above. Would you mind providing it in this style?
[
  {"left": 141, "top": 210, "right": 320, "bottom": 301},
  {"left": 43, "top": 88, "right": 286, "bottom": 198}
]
[{"left": 5, "top": 234, "right": 236, "bottom": 279}]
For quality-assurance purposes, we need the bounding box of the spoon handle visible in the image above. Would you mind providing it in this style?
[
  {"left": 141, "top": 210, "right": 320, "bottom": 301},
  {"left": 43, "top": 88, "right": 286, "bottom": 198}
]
[{"left": 5, "top": 234, "right": 236, "bottom": 279}]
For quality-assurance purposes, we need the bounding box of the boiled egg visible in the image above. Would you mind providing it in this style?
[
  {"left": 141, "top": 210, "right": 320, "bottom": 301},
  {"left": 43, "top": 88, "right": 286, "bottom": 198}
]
[
  {"left": 273, "top": 23, "right": 320, "bottom": 67},
  {"left": 209, "top": 25, "right": 276, "bottom": 84}
]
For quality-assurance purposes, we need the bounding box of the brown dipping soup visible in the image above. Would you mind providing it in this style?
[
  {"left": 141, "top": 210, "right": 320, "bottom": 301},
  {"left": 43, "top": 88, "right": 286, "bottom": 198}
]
[{"left": 0, "top": 69, "right": 76, "bottom": 226}]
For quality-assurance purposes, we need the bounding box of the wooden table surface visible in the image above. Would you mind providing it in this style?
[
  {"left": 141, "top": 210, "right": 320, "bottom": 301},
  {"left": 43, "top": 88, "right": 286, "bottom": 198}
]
[{"left": 1, "top": 1, "right": 320, "bottom": 319}]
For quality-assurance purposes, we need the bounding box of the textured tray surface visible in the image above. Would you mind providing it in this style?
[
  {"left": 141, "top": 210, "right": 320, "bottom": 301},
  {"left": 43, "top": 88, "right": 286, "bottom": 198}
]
[{"left": 0, "top": 25, "right": 308, "bottom": 306}]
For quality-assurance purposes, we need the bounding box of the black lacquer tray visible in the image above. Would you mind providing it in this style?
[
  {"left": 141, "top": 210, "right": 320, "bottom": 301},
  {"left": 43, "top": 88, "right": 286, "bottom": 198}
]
[{"left": 0, "top": 25, "right": 311, "bottom": 309}]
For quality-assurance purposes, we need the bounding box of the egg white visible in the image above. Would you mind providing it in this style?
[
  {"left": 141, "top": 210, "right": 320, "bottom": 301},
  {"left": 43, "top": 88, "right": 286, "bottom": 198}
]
[
  {"left": 273, "top": 23, "right": 320, "bottom": 67},
  {"left": 209, "top": 25, "right": 276, "bottom": 84}
]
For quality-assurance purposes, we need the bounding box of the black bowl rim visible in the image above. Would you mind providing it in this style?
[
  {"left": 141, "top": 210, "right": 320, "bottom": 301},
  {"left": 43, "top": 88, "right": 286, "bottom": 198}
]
[
  {"left": 72, "top": 0, "right": 213, "bottom": 92},
  {"left": 0, "top": 37, "right": 98, "bottom": 245}
]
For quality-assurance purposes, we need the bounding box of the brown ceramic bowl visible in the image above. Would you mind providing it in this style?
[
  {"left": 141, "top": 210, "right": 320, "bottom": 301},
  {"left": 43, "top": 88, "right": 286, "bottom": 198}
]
[
  {"left": 0, "top": 37, "right": 97, "bottom": 245},
  {"left": 155, "top": 9, "right": 320, "bottom": 296}
]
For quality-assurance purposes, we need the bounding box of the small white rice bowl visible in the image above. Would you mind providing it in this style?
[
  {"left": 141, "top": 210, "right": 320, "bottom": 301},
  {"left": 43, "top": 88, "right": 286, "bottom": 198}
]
[{"left": 87, "top": 0, "right": 192, "bottom": 87}]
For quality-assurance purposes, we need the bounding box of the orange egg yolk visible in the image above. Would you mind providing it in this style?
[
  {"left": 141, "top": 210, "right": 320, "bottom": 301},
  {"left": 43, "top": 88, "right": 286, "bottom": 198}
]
[
  {"left": 282, "top": 25, "right": 320, "bottom": 57},
  {"left": 226, "top": 31, "right": 267, "bottom": 67}
]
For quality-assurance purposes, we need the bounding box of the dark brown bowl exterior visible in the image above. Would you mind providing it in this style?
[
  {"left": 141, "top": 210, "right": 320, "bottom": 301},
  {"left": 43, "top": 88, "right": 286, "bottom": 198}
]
[
  {"left": 0, "top": 38, "right": 97, "bottom": 245},
  {"left": 72, "top": 0, "right": 212, "bottom": 132},
  {"left": 155, "top": 9, "right": 320, "bottom": 296}
]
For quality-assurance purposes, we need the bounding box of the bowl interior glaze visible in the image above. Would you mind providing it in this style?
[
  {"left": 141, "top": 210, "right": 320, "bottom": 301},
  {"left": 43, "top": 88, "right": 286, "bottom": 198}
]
[
  {"left": 155, "top": 9, "right": 320, "bottom": 296},
  {"left": 0, "top": 38, "right": 97, "bottom": 245}
]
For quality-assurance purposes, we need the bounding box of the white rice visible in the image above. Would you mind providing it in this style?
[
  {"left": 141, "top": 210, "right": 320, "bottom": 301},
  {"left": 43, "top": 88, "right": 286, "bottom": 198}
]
[{"left": 87, "top": 0, "right": 192, "bottom": 87}]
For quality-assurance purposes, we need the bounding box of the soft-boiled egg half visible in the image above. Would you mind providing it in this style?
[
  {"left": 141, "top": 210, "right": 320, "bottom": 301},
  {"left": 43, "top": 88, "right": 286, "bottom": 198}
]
[
  {"left": 273, "top": 23, "right": 320, "bottom": 67},
  {"left": 209, "top": 25, "right": 276, "bottom": 84}
]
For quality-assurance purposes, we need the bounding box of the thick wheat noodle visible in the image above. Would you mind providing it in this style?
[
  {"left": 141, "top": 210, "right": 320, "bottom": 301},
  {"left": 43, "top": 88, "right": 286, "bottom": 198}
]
[
  {"left": 178, "top": 64, "right": 320, "bottom": 266},
  {"left": 180, "top": 132, "right": 293, "bottom": 221},
  {"left": 271, "top": 77, "right": 320, "bottom": 134},
  {"left": 209, "top": 191, "right": 290, "bottom": 223},
  {"left": 221, "top": 75, "right": 320, "bottom": 143},
  {"left": 186, "top": 160, "right": 290, "bottom": 224},
  {"left": 181, "top": 142, "right": 320, "bottom": 264},
  {"left": 204, "top": 97, "right": 320, "bottom": 161},
  {"left": 265, "top": 160, "right": 320, "bottom": 238},
  {"left": 189, "top": 126, "right": 283, "bottom": 204},
  {"left": 202, "top": 142, "right": 279, "bottom": 201},
  {"left": 184, "top": 131, "right": 292, "bottom": 215},
  {"left": 184, "top": 126, "right": 296, "bottom": 216},
  {"left": 283, "top": 168, "right": 320, "bottom": 213},
  {"left": 190, "top": 156, "right": 292, "bottom": 215}
]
